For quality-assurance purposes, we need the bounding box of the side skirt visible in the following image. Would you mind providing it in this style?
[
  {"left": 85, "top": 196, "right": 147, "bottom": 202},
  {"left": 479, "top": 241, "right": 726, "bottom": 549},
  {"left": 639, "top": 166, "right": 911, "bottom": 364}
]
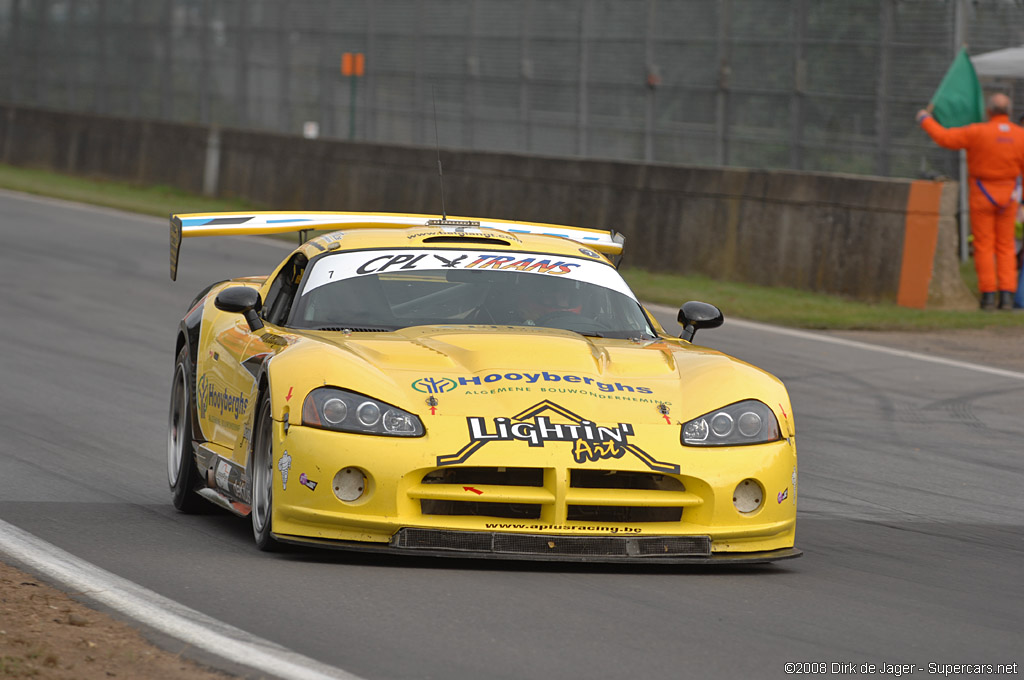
[
  {"left": 197, "top": 488, "right": 251, "bottom": 517},
  {"left": 194, "top": 443, "right": 252, "bottom": 514}
]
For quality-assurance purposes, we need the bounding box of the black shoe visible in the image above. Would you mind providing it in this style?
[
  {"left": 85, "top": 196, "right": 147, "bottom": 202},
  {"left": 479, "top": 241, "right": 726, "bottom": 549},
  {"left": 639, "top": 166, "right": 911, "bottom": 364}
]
[
  {"left": 980, "top": 292, "right": 996, "bottom": 311},
  {"left": 999, "top": 291, "right": 1015, "bottom": 310}
]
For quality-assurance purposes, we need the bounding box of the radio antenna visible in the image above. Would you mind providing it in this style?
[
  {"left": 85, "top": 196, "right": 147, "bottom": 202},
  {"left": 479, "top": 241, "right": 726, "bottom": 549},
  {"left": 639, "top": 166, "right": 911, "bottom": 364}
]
[{"left": 432, "top": 86, "right": 447, "bottom": 220}]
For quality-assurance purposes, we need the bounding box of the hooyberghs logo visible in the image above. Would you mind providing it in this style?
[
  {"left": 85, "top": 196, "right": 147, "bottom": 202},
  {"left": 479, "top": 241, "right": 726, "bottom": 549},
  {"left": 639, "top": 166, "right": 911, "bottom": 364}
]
[
  {"left": 413, "top": 372, "right": 652, "bottom": 394},
  {"left": 197, "top": 374, "right": 249, "bottom": 419},
  {"left": 437, "top": 400, "right": 679, "bottom": 474},
  {"left": 412, "top": 377, "right": 458, "bottom": 394}
]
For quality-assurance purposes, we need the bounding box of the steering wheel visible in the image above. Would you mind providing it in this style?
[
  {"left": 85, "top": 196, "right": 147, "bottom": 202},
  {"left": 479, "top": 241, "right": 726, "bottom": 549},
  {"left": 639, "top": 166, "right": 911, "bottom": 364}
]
[
  {"left": 470, "top": 305, "right": 498, "bottom": 324},
  {"left": 533, "top": 310, "right": 581, "bottom": 325},
  {"left": 532, "top": 310, "right": 606, "bottom": 333}
]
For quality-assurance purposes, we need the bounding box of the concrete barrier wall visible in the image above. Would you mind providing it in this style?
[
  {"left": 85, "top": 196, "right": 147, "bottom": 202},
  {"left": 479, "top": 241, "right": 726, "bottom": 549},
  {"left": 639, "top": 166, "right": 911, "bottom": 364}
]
[
  {"left": 1, "top": 105, "right": 973, "bottom": 308},
  {"left": 1, "top": 106, "right": 209, "bottom": 194}
]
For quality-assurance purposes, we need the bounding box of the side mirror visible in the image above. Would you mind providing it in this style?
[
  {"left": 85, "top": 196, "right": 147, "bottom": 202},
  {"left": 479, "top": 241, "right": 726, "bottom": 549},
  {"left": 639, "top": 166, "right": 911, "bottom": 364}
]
[
  {"left": 215, "top": 286, "right": 264, "bottom": 332},
  {"left": 677, "top": 301, "right": 723, "bottom": 342}
]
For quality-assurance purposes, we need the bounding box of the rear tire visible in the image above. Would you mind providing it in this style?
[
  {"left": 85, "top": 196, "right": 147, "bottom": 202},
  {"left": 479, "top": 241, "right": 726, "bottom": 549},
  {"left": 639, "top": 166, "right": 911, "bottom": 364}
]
[
  {"left": 250, "top": 392, "right": 279, "bottom": 551},
  {"left": 168, "top": 347, "right": 204, "bottom": 513}
]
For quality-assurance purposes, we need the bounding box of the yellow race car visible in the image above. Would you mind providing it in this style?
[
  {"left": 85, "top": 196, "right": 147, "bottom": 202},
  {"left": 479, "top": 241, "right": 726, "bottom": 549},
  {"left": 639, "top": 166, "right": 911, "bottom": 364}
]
[{"left": 167, "top": 212, "right": 799, "bottom": 563}]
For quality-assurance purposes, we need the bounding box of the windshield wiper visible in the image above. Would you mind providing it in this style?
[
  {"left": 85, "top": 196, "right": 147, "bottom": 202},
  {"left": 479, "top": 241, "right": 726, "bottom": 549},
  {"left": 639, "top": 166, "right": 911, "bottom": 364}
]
[{"left": 579, "top": 331, "right": 659, "bottom": 341}]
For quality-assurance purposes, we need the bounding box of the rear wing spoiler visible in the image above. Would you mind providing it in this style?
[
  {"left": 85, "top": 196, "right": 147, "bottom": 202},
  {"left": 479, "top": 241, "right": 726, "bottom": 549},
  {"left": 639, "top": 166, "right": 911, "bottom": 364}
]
[{"left": 169, "top": 211, "right": 624, "bottom": 280}]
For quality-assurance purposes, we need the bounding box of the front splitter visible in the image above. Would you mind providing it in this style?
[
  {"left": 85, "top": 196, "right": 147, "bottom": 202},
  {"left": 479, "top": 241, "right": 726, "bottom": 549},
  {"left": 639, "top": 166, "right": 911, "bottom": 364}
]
[{"left": 272, "top": 529, "right": 802, "bottom": 565}]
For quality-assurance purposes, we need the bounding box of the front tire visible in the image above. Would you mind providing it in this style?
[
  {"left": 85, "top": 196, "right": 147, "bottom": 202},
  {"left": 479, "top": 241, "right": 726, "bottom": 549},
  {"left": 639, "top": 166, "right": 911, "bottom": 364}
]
[
  {"left": 168, "top": 347, "right": 204, "bottom": 513},
  {"left": 250, "top": 392, "right": 279, "bottom": 551}
]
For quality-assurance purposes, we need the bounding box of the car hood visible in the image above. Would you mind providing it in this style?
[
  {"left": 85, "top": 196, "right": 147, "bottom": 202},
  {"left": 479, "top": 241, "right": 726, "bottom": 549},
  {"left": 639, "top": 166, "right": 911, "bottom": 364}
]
[{"left": 282, "top": 325, "right": 786, "bottom": 424}]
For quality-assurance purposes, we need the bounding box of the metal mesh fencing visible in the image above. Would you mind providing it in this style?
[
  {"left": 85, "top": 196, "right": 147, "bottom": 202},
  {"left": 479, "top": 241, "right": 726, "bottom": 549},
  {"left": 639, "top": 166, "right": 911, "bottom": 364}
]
[{"left": 3, "top": 0, "right": 1024, "bottom": 179}]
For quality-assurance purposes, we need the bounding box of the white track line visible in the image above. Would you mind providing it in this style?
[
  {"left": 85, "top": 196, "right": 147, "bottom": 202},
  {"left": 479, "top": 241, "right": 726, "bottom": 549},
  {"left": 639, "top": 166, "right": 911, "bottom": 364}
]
[
  {"left": 0, "top": 518, "right": 363, "bottom": 680},
  {"left": 646, "top": 303, "right": 1024, "bottom": 382}
]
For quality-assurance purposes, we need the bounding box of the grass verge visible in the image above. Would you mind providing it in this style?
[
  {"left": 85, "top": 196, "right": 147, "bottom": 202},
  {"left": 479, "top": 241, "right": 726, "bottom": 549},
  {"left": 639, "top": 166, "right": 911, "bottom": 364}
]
[
  {"left": 623, "top": 267, "right": 1022, "bottom": 330},
  {"left": 0, "top": 163, "right": 259, "bottom": 217},
  {"left": 3, "top": 162, "right": 1022, "bottom": 331}
]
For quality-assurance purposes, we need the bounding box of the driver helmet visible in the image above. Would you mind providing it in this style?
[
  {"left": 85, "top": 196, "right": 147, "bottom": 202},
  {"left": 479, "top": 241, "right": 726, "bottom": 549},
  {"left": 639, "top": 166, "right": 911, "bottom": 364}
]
[{"left": 514, "top": 276, "right": 583, "bottom": 323}]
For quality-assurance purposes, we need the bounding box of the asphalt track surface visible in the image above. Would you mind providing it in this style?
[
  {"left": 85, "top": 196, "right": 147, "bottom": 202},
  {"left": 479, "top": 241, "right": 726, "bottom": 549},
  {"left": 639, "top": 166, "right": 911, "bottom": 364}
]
[{"left": 1, "top": 191, "right": 1021, "bottom": 679}]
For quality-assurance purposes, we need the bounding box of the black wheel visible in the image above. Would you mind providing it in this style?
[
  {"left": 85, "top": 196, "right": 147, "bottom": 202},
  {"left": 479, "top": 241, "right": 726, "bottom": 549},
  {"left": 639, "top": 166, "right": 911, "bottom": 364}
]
[
  {"left": 250, "top": 392, "right": 279, "bottom": 551},
  {"left": 168, "top": 347, "right": 204, "bottom": 513}
]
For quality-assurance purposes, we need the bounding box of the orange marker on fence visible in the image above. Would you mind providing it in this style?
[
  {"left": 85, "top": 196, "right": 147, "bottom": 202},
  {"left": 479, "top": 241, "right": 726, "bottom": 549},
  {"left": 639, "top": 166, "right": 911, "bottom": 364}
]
[{"left": 341, "top": 52, "right": 365, "bottom": 77}]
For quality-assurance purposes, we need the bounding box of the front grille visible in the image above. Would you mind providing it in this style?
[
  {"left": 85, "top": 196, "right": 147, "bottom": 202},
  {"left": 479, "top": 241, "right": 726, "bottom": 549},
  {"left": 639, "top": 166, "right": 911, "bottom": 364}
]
[
  {"left": 393, "top": 529, "right": 712, "bottom": 558},
  {"left": 419, "top": 467, "right": 544, "bottom": 520},
  {"left": 570, "top": 470, "right": 683, "bottom": 490},
  {"left": 412, "top": 467, "right": 701, "bottom": 523},
  {"left": 566, "top": 505, "right": 682, "bottom": 522},
  {"left": 422, "top": 467, "right": 543, "bottom": 487},
  {"left": 566, "top": 469, "right": 687, "bottom": 522},
  {"left": 420, "top": 500, "right": 541, "bottom": 519}
]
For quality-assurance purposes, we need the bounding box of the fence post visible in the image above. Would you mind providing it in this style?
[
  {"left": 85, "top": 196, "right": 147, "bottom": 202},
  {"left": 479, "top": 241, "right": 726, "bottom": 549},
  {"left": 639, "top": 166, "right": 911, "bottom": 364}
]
[
  {"left": 237, "top": 1, "right": 250, "bottom": 128},
  {"left": 95, "top": 0, "right": 106, "bottom": 113},
  {"left": 67, "top": 2, "right": 79, "bottom": 111},
  {"left": 520, "top": 0, "right": 533, "bottom": 151},
  {"left": 320, "top": 46, "right": 332, "bottom": 138},
  {"left": 874, "top": 0, "right": 893, "bottom": 177},
  {"left": 465, "top": 0, "right": 479, "bottom": 149},
  {"left": 643, "top": 0, "right": 655, "bottom": 163},
  {"left": 128, "top": 0, "right": 142, "bottom": 117},
  {"left": 160, "top": 0, "right": 172, "bottom": 118},
  {"left": 790, "top": 0, "right": 807, "bottom": 170},
  {"left": 715, "top": 0, "right": 731, "bottom": 166},
  {"left": 577, "top": 0, "right": 591, "bottom": 157},
  {"left": 415, "top": 0, "right": 425, "bottom": 145},
  {"left": 278, "top": 0, "right": 291, "bottom": 133},
  {"left": 199, "top": 0, "right": 210, "bottom": 124},
  {"left": 7, "top": 0, "right": 20, "bottom": 104},
  {"left": 33, "top": 0, "right": 50, "bottom": 108},
  {"left": 365, "top": 3, "right": 376, "bottom": 142},
  {"left": 954, "top": 0, "right": 969, "bottom": 262}
]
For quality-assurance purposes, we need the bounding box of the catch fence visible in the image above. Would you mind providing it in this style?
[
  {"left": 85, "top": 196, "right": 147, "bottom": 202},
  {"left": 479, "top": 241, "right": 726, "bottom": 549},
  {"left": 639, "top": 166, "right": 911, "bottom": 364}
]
[{"left": 3, "top": 0, "right": 1024, "bottom": 179}]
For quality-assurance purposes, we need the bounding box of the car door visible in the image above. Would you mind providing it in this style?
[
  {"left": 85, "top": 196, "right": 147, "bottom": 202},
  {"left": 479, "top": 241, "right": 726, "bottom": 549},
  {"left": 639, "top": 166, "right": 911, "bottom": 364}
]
[{"left": 194, "top": 297, "right": 261, "bottom": 457}]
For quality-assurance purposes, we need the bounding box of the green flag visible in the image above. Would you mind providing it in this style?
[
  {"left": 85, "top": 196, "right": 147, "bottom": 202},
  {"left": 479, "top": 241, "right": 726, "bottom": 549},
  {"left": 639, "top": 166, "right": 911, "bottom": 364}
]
[{"left": 930, "top": 47, "right": 986, "bottom": 127}]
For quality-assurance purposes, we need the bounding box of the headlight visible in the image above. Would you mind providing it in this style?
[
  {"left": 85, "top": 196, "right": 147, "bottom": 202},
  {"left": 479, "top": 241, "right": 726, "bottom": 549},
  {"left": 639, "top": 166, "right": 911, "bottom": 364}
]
[
  {"left": 302, "top": 387, "right": 424, "bottom": 437},
  {"left": 681, "top": 400, "right": 780, "bottom": 446}
]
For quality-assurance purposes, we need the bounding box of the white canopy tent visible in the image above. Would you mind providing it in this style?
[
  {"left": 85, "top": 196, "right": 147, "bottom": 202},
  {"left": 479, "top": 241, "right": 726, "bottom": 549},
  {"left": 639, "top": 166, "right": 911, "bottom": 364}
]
[{"left": 972, "top": 45, "right": 1024, "bottom": 79}]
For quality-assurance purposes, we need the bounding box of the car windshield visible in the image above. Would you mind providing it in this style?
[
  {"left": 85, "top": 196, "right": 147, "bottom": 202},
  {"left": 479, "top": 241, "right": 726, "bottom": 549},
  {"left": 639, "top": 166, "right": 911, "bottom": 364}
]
[{"left": 288, "top": 248, "right": 655, "bottom": 339}]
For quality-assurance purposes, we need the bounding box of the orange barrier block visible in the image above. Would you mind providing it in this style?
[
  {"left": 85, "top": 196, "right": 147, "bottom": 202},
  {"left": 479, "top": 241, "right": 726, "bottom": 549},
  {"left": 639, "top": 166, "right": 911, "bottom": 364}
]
[{"left": 897, "top": 181, "right": 944, "bottom": 309}]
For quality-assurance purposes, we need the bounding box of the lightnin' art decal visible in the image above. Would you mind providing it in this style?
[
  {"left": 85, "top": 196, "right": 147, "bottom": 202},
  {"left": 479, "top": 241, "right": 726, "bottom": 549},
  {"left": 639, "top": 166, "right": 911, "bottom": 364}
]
[{"left": 438, "top": 400, "right": 679, "bottom": 474}]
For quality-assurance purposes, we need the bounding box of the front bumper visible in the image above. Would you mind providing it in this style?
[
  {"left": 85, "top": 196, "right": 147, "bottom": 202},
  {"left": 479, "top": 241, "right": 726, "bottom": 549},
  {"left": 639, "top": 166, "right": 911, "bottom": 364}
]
[{"left": 267, "top": 421, "right": 799, "bottom": 561}]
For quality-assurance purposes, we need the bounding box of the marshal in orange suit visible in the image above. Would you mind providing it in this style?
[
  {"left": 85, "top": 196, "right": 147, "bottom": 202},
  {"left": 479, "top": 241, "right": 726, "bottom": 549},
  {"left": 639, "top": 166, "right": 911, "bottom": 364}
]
[{"left": 917, "top": 93, "right": 1024, "bottom": 311}]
